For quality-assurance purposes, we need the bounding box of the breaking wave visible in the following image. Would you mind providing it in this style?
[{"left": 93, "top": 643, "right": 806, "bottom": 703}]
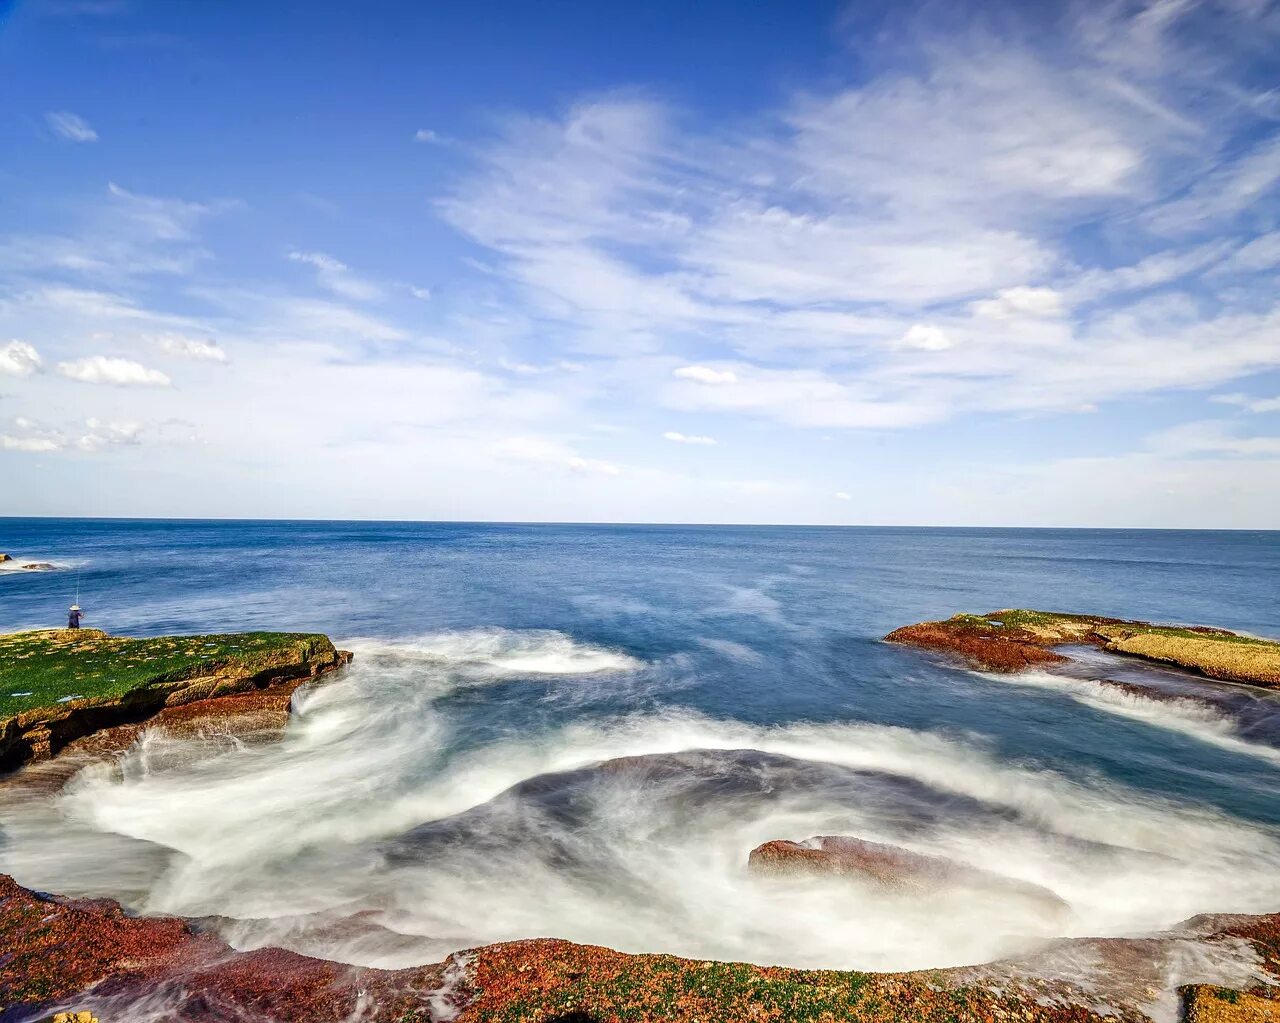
[
  {"left": 977, "top": 668, "right": 1280, "bottom": 767},
  {"left": 3, "top": 628, "right": 1280, "bottom": 978}
]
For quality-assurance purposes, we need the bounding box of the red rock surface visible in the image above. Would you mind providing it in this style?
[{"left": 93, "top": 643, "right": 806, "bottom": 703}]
[
  {"left": 0, "top": 874, "right": 445, "bottom": 1021},
  {"left": 748, "top": 836, "right": 1069, "bottom": 909},
  {"left": 4, "top": 870, "right": 1280, "bottom": 1023},
  {"left": 884, "top": 619, "right": 1069, "bottom": 672}
]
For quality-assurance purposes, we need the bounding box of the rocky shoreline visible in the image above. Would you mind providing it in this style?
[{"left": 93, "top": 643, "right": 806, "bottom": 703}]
[
  {"left": 0, "top": 629, "right": 352, "bottom": 772},
  {"left": 4, "top": 616, "right": 1280, "bottom": 1021},
  {"left": 3, "top": 869, "right": 1278, "bottom": 1022},
  {"left": 885, "top": 609, "right": 1280, "bottom": 689}
]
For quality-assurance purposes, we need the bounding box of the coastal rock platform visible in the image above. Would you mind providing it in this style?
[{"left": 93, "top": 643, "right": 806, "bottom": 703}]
[
  {"left": 885, "top": 610, "right": 1280, "bottom": 689},
  {"left": 0, "top": 630, "right": 352, "bottom": 772}
]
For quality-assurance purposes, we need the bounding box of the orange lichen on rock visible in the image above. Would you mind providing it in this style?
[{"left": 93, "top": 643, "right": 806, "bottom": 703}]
[
  {"left": 885, "top": 609, "right": 1280, "bottom": 688},
  {"left": 1182, "top": 986, "right": 1280, "bottom": 1023},
  {"left": 884, "top": 618, "right": 1069, "bottom": 672}
]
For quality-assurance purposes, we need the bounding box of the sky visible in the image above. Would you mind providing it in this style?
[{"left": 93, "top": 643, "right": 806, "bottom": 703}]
[{"left": 1, "top": 0, "right": 1279, "bottom": 527}]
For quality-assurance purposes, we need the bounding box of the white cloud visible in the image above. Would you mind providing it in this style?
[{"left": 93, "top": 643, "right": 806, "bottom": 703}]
[
  {"left": 413, "top": 128, "right": 439, "bottom": 143},
  {"left": 894, "top": 324, "right": 953, "bottom": 351},
  {"left": 45, "top": 111, "right": 98, "bottom": 142},
  {"left": 107, "top": 182, "right": 214, "bottom": 241},
  {"left": 1, "top": 435, "right": 61, "bottom": 452},
  {"left": 0, "top": 340, "right": 42, "bottom": 377},
  {"left": 971, "top": 286, "right": 1065, "bottom": 320},
  {"left": 663, "top": 431, "right": 717, "bottom": 445},
  {"left": 57, "top": 355, "right": 171, "bottom": 387},
  {"left": 1145, "top": 133, "right": 1280, "bottom": 235},
  {"left": 288, "top": 251, "right": 383, "bottom": 301},
  {"left": 1218, "top": 232, "right": 1280, "bottom": 274},
  {"left": 492, "top": 435, "right": 620, "bottom": 476},
  {"left": 76, "top": 418, "right": 144, "bottom": 451},
  {"left": 1213, "top": 393, "right": 1280, "bottom": 414},
  {"left": 834, "top": 491, "right": 852, "bottom": 501},
  {"left": 668, "top": 365, "right": 943, "bottom": 429},
  {"left": 1148, "top": 419, "right": 1280, "bottom": 457},
  {"left": 408, "top": 285, "right": 432, "bottom": 300},
  {"left": 674, "top": 365, "right": 738, "bottom": 385},
  {"left": 157, "top": 334, "right": 228, "bottom": 362}
]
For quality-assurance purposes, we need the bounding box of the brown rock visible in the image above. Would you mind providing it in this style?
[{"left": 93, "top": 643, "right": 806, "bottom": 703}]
[
  {"left": 0, "top": 873, "right": 447, "bottom": 1021},
  {"left": 748, "top": 835, "right": 1069, "bottom": 908},
  {"left": 884, "top": 620, "right": 1068, "bottom": 672}
]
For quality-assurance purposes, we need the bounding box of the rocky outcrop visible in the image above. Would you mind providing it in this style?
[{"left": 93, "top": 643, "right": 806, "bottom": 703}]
[
  {"left": 748, "top": 836, "right": 1069, "bottom": 911},
  {"left": 19, "top": 562, "right": 54, "bottom": 571},
  {"left": 0, "top": 553, "right": 10, "bottom": 563},
  {"left": 0, "top": 632, "right": 352, "bottom": 772},
  {"left": 3, "top": 871, "right": 1277, "bottom": 1023},
  {"left": 0, "top": 873, "right": 447, "bottom": 1021},
  {"left": 886, "top": 610, "right": 1280, "bottom": 689}
]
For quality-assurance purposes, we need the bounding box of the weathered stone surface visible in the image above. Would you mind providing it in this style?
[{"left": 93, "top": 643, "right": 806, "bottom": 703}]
[
  {"left": 0, "top": 631, "right": 353, "bottom": 772},
  {"left": 0, "top": 873, "right": 445, "bottom": 1021},
  {"left": 748, "top": 835, "right": 1069, "bottom": 910},
  {"left": 3, "top": 871, "right": 1279, "bottom": 1023},
  {"left": 886, "top": 609, "right": 1280, "bottom": 688}
]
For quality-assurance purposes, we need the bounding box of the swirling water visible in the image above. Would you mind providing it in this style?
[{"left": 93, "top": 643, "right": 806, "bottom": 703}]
[{"left": 1, "top": 519, "right": 1278, "bottom": 973}]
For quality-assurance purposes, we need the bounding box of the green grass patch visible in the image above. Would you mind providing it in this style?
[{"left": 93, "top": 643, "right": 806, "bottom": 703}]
[{"left": 0, "top": 630, "right": 333, "bottom": 720}]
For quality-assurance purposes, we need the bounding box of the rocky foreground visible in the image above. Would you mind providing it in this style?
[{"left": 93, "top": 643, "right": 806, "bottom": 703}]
[
  {"left": 4, "top": 617, "right": 1280, "bottom": 1020},
  {"left": 3, "top": 870, "right": 1278, "bottom": 1023},
  {"left": 885, "top": 609, "right": 1280, "bottom": 688},
  {"left": 0, "top": 629, "right": 352, "bottom": 771}
]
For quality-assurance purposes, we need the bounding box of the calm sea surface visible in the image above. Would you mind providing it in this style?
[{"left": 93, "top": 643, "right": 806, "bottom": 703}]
[{"left": 1, "top": 519, "right": 1278, "bottom": 973}]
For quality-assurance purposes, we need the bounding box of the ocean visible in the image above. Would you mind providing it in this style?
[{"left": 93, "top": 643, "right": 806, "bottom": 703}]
[{"left": 1, "top": 518, "right": 1278, "bottom": 973}]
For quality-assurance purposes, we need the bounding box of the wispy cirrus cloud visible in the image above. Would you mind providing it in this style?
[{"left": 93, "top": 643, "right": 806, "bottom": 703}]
[
  {"left": 45, "top": 111, "right": 97, "bottom": 142},
  {"left": 436, "top": 0, "right": 1280, "bottom": 441},
  {"left": 287, "top": 251, "right": 384, "bottom": 301}
]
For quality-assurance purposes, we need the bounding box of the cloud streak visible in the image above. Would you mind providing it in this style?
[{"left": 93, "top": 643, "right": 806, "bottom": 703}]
[
  {"left": 45, "top": 111, "right": 97, "bottom": 142},
  {"left": 57, "top": 355, "right": 171, "bottom": 387}
]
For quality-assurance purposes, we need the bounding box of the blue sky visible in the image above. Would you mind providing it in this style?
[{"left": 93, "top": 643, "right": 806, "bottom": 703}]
[{"left": 2, "top": 0, "right": 1279, "bottom": 526}]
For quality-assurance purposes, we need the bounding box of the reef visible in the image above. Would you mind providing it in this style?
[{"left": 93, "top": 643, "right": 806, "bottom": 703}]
[
  {"left": 2, "top": 872, "right": 1278, "bottom": 1023},
  {"left": 0, "top": 629, "right": 352, "bottom": 771},
  {"left": 886, "top": 610, "right": 1280, "bottom": 689}
]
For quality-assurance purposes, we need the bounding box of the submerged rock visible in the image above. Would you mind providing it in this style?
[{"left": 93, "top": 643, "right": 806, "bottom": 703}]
[
  {"left": 749, "top": 835, "right": 1069, "bottom": 910},
  {"left": 20, "top": 562, "right": 55, "bottom": 571}
]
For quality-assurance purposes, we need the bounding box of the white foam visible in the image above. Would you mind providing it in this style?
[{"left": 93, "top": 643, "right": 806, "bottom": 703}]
[
  {"left": 348, "top": 628, "right": 642, "bottom": 678},
  {"left": 978, "top": 669, "right": 1280, "bottom": 766},
  {"left": 0, "top": 557, "right": 74, "bottom": 573},
  {"left": 3, "top": 637, "right": 1279, "bottom": 980}
]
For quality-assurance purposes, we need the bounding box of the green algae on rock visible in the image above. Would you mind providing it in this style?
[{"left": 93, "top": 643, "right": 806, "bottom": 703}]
[
  {"left": 886, "top": 609, "right": 1280, "bottom": 688},
  {"left": 0, "top": 629, "right": 352, "bottom": 770}
]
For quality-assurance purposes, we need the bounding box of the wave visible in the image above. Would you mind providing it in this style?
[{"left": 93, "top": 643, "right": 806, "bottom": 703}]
[
  {"left": 977, "top": 668, "right": 1280, "bottom": 766},
  {"left": 0, "top": 557, "right": 76, "bottom": 573},
  {"left": 344, "top": 628, "right": 643, "bottom": 678},
  {"left": 3, "top": 633, "right": 1280, "bottom": 977}
]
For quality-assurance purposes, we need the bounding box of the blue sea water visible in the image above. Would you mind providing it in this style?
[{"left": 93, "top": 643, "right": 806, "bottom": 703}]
[{"left": 1, "top": 519, "right": 1279, "bottom": 974}]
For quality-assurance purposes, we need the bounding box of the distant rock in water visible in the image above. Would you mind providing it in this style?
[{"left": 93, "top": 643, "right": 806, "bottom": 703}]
[
  {"left": 886, "top": 608, "right": 1280, "bottom": 689},
  {"left": 749, "top": 836, "right": 1069, "bottom": 910},
  {"left": 20, "top": 562, "right": 55, "bottom": 571}
]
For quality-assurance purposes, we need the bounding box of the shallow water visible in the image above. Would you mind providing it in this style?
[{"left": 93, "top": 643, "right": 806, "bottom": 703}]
[{"left": 1, "top": 520, "right": 1278, "bottom": 972}]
